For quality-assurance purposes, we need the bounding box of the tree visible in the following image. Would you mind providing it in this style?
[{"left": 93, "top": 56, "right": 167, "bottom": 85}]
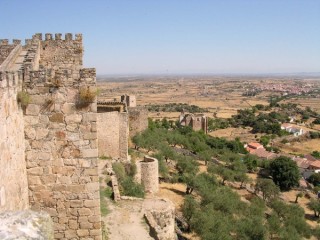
[
  {"left": 243, "top": 154, "right": 259, "bottom": 172},
  {"left": 176, "top": 156, "right": 199, "bottom": 194},
  {"left": 255, "top": 178, "right": 279, "bottom": 201},
  {"left": 182, "top": 195, "right": 198, "bottom": 230},
  {"left": 209, "top": 164, "right": 235, "bottom": 185},
  {"left": 307, "top": 199, "right": 320, "bottom": 217},
  {"left": 269, "top": 156, "right": 300, "bottom": 191},
  {"left": 308, "top": 173, "right": 320, "bottom": 186},
  {"left": 295, "top": 192, "right": 303, "bottom": 203},
  {"left": 161, "top": 117, "right": 170, "bottom": 129}
]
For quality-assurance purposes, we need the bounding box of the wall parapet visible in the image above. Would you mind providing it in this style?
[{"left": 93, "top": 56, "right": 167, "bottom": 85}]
[
  {"left": 31, "top": 33, "right": 83, "bottom": 42},
  {"left": 0, "top": 71, "right": 23, "bottom": 89},
  {"left": 0, "top": 44, "right": 22, "bottom": 71}
]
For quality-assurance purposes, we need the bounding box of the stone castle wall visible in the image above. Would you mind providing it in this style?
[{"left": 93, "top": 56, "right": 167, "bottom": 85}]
[
  {"left": 24, "top": 67, "right": 101, "bottom": 239},
  {"left": 0, "top": 39, "right": 20, "bottom": 66},
  {"left": 97, "top": 111, "right": 128, "bottom": 160},
  {"left": 0, "top": 33, "right": 102, "bottom": 239},
  {"left": 128, "top": 107, "right": 148, "bottom": 138},
  {"left": 0, "top": 72, "right": 29, "bottom": 211}
]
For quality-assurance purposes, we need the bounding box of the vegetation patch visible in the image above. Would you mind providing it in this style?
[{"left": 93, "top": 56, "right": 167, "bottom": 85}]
[
  {"left": 112, "top": 161, "right": 145, "bottom": 198},
  {"left": 147, "top": 103, "right": 208, "bottom": 113},
  {"left": 76, "top": 86, "right": 99, "bottom": 108},
  {"left": 17, "top": 91, "right": 31, "bottom": 108},
  {"left": 100, "top": 187, "right": 110, "bottom": 216}
]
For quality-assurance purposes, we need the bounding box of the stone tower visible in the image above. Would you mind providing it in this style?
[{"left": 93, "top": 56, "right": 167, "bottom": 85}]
[
  {"left": 0, "top": 33, "right": 102, "bottom": 239},
  {"left": 121, "top": 94, "right": 136, "bottom": 107}
]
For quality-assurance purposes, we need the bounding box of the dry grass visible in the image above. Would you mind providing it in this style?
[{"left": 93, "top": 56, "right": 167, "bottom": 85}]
[
  {"left": 209, "top": 127, "right": 263, "bottom": 143},
  {"left": 277, "top": 139, "right": 320, "bottom": 155},
  {"left": 156, "top": 182, "right": 186, "bottom": 211}
]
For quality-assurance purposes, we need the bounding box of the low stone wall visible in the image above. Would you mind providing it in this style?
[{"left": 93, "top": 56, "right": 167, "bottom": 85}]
[{"left": 0, "top": 210, "right": 53, "bottom": 239}]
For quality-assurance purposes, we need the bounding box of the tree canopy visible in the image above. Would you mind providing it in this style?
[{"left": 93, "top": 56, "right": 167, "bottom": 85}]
[{"left": 269, "top": 156, "right": 300, "bottom": 191}]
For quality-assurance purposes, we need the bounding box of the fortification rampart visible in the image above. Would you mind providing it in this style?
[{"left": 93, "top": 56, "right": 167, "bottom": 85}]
[
  {"left": 0, "top": 39, "right": 21, "bottom": 66},
  {"left": 24, "top": 67, "right": 101, "bottom": 239},
  {"left": 32, "top": 33, "right": 83, "bottom": 70},
  {"left": 0, "top": 70, "right": 28, "bottom": 211},
  {"left": 97, "top": 111, "right": 128, "bottom": 160},
  {"left": 0, "top": 43, "right": 22, "bottom": 71},
  {"left": 128, "top": 106, "right": 148, "bottom": 137},
  {"left": 0, "top": 33, "right": 102, "bottom": 240}
]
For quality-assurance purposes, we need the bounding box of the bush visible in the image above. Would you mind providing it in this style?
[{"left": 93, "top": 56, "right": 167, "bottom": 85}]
[
  {"left": 17, "top": 91, "right": 31, "bottom": 108},
  {"left": 121, "top": 178, "right": 145, "bottom": 198},
  {"left": 112, "top": 162, "right": 145, "bottom": 198},
  {"left": 77, "top": 86, "right": 99, "bottom": 107},
  {"left": 311, "top": 151, "right": 320, "bottom": 159}
]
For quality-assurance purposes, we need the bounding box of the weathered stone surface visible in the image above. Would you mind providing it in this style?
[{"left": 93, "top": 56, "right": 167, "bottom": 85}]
[
  {"left": 81, "top": 148, "right": 98, "bottom": 158},
  {"left": 137, "top": 156, "right": 159, "bottom": 194},
  {"left": 26, "top": 104, "right": 40, "bottom": 116},
  {"left": 0, "top": 82, "right": 28, "bottom": 211},
  {"left": 97, "top": 111, "right": 128, "bottom": 159},
  {"left": 144, "top": 199, "right": 176, "bottom": 240},
  {"left": 0, "top": 210, "right": 53, "bottom": 240},
  {"left": 49, "top": 113, "right": 64, "bottom": 123},
  {"left": 0, "top": 33, "right": 102, "bottom": 240}
]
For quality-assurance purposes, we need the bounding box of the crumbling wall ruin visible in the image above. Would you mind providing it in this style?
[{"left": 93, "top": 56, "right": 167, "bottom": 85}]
[{"left": 144, "top": 198, "right": 176, "bottom": 240}]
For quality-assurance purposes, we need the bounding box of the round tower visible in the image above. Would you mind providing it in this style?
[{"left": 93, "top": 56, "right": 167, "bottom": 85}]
[{"left": 138, "top": 156, "right": 159, "bottom": 194}]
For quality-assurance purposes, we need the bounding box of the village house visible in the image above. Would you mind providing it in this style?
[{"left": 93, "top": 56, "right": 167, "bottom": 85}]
[
  {"left": 281, "top": 123, "right": 304, "bottom": 136},
  {"left": 308, "top": 161, "right": 320, "bottom": 172},
  {"left": 245, "top": 142, "right": 277, "bottom": 160},
  {"left": 292, "top": 156, "right": 311, "bottom": 172}
]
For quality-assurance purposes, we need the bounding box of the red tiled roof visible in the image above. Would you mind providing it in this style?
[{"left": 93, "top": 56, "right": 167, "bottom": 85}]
[
  {"left": 293, "top": 157, "right": 310, "bottom": 169},
  {"left": 309, "top": 161, "right": 320, "bottom": 169},
  {"left": 251, "top": 148, "right": 277, "bottom": 159},
  {"left": 305, "top": 154, "right": 318, "bottom": 161},
  {"left": 248, "top": 142, "right": 263, "bottom": 149}
]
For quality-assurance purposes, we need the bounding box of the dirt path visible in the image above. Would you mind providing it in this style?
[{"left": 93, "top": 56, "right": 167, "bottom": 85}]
[
  {"left": 98, "top": 160, "right": 154, "bottom": 240},
  {"left": 102, "top": 199, "right": 153, "bottom": 240}
]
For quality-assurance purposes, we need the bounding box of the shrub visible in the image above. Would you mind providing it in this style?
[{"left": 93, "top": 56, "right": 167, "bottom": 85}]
[
  {"left": 77, "top": 86, "right": 99, "bottom": 107},
  {"left": 112, "top": 162, "right": 145, "bottom": 198},
  {"left": 121, "top": 178, "right": 145, "bottom": 198},
  {"left": 17, "top": 91, "right": 31, "bottom": 108}
]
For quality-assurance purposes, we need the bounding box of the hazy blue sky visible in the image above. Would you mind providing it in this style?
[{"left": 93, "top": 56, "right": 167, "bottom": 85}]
[{"left": 0, "top": 0, "right": 319, "bottom": 75}]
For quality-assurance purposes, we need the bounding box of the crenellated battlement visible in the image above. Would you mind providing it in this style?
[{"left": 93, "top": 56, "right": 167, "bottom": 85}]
[
  {"left": 31, "top": 33, "right": 82, "bottom": 42},
  {"left": 0, "top": 39, "right": 21, "bottom": 45}
]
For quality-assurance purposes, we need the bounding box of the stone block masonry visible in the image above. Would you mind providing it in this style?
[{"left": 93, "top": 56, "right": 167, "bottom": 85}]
[
  {"left": 0, "top": 33, "right": 102, "bottom": 239},
  {"left": 97, "top": 111, "right": 128, "bottom": 160},
  {"left": 137, "top": 156, "right": 159, "bottom": 194},
  {"left": 0, "top": 72, "right": 29, "bottom": 211},
  {"left": 24, "top": 67, "right": 101, "bottom": 240},
  {"left": 128, "top": 106, "right": 148, "bottom": 138}
]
